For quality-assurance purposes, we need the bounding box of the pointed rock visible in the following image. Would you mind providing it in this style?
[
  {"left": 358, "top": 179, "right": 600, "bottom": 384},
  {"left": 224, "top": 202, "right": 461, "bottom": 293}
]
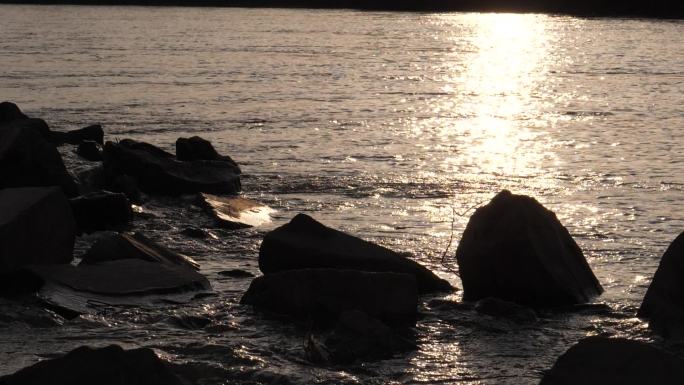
[{"left": 176, "top": 136, "right": 241, "bottom": 173}]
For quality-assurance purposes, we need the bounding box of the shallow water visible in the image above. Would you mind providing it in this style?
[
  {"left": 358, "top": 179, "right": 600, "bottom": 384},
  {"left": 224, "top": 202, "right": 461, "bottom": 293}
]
[{"left": 1, "top": 5, "right": 683, "bottom": 383}]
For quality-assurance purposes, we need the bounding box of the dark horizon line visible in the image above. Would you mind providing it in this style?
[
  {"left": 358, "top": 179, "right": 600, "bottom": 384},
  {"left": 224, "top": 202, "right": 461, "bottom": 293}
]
[{"left": 1, "top": 0, "right": 683, "bottom": 19}]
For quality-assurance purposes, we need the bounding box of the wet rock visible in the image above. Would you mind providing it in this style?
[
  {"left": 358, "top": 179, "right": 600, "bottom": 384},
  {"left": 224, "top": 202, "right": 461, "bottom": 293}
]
[
  {"left": 110, "top": 174, "right": 143, "bottom": 204},
  {"left": 48, "top": 124, "right": 104, "bottom": 145},
  {"left": 168, "top": 314, "right": 213, "bottom": 329},
  {"left": 181, "top": 226, "right": 211, "bottom": 239},
  {"left": 76, "top": 165, "right": 106, "bottom": 193},
  {"left": 103, "top": 139, "right": 241, "bottom": 195},
  {"left": 638, "top": 231, "right": 684, "bottom": 338},
  {"left": 218, "top": 269, "right": 255, "bottom": 278},
  {"left": 0, "top": 101, "right": 29, "bottom": 123},
  {"left": 241, "top": 268, "right": 418, "bottom": 326},
  {"left": 455, "top": 190, "right": 603, "bottom": 307},
  {"left": 69, "top": 191, "right": 132, "bottom": 233},
  {"left": 176, "top": 136, "right": 241, "bottom": 172},
  {"left": 474, "top": 297, "right": 538, "bottom": 323},
  {"left": 259, "top": 213, "right": 453, "bottom": 294},
  {"left": 76, "top": 140, "right": 103, "bottom": 161},
  {"left": 0, "top": 187, "right": 75, "bottom": 273},
  {"left": 0, "top": 119, "right": 78, "bottom": 196},
  {"left": 200, "top": 193, "right": 273, "bottom": 228},
  {"left": 0, "top": 344, "right": 183, "bottom": 385},
  {"left": 539, "top": 337, "right": 684, "bottom": 385},
  {"left": 81, "top": 232, "right": 200, "bottom": 270}
]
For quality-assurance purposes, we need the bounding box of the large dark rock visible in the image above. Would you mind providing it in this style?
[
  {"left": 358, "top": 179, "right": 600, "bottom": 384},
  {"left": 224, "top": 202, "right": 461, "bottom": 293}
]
[
  {"left": 103, "top": 139, "right": 241, "bottom": 195},
  {"left": 539, "top": 337, "right": 684, "bottom": 385},
  {"left": 455, "top": 190, "right": 603, "bottom": 307},
  {"left": 199, "top": 193, "right": 273, "bottom": 228},
  {"left": 69, "top": 191, "right": 132, "bottom": 233},
  {"left": 176, "top": 136, "right": 241, "bottom": 172},
  {"left": 48, "top": 124, "right": 104, "bottom": 145},
  {"left": 0, "top": 101, "right": 29, "bottom": 123},
  {"left": 0, "top": 345, "right": 183, "bottom": 385},
  {"left": 241, "top": 268, "right": 418, "bottom": 326},
  {"left": 0, "top": 187, "right": 75, "bottom": 273},
  {"left": 76, "top": 140, "right": 103, "bottom": 161},
  {"left": 638, "top": 232, "right": 684, "bottom": 338},
  {"left": 81, "top": 232, "right": 200, "bottom": 270},
  {"left": 0, "top": 120, "right": 78, "bottom": 196},
  {"left": 258, "top": 213, "right": 453, "bottom": 294}
]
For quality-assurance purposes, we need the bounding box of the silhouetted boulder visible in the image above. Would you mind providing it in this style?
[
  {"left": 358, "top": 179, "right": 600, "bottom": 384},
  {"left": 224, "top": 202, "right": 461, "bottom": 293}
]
[
  {"left": 81, "top": 232, "right": 200, "bottom": 270},
  {"left": 539, "top": 337, "right": 684, "bottom": 385},
  {"left": 0, "top": 101, "right": 28, "bottom": 123},
  {"left": 69, "top": 191, "right": 132, "bottom": 233},
  {"left": 48, "top": 124, "right": 104, "bottom": 145},
  {"left": 455, "top": 190, "right": 602, "bottom": 307},
  {"left": 176, "top": 136, "right": 241, "bottom": 172},
  {"left": 258, "top": 213, "right": 453, "bottom": 294},
  {"left": 241, "top": 268, "right": 418, "bottom": 326},
  {"left": 76, "top": 140, "right": 103, "bottom": 161},
  {"left": 110, "top": 174, "right": 143, "bottom": 203},
  {"left": 638, "top": 232, "right": 684, "bottom": 338},
  {"left": 0, "top": 120, "right": 78, "bottom": 196},
  {"left": 0, "top": 187, "right": 75, "bottom": 273},
  {"left": 0, "top": 345, "right": 183, "bottom": 385},
  {"left": 103, "top": 139, "right": 241, "bottom": 195},
  {"left": 199, "top": 193, "right": 273, "bottom": 228}
]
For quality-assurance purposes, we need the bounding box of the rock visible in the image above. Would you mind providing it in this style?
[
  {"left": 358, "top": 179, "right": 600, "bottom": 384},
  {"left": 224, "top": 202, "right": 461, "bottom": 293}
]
[
  {"left": 218, "top": 269, "right": 254, "bottom": 278},
  {"left": 176, "top": 136, "right": 241, "bottom": 172},
  {"left": 539, "top": 337, "right": 684, "bottom": 385},
  {"left": 323, "top": 310, "right": 416, "bottom": 364},
  {"left": 200, "top": 193, "right": 273, "bottom": 228},
  {"left": 258, "top": 213, "right": 453, "bottom": 294},
  {"left": 0, "top": 345, "right": 183, "bottom": 385},
  {"left": 455, "top": 190, "right": 603, "bottom": 307},
  {"left": 69, "top": 191, "right": 132, "bottom": 233},
  {"left": 240, "top": 268, "right": 418, "bottom": 326},
  {"left": 80, "top": 232, "right": 199, "bottom": 270},
  {"left": 0, "top": 187, "right": 75, "bottom": 273},
  {"left": 0, "top": 101, "right": 29, "bottom": 123},
  {"left": 109, "top": 174, "right": 143, "bottom": 204},
  {"left": 48, "top": 124, "right": 104, "bottom": 145},
  {"left": 638, "top": 232, "right": 684, "bottom": 338},
  {"left": 0, "top": 120, "right": 78, "bottom": 196},
  {"left": 76, "top": 166, "right": 106, "bottom": 193},
  {"left": 76, "top": 140, "right": 103, "bottom": 161},
  {"left": 474, "top": 297, "right": 538, "bottom": 323},
  {"left": 103, "top": 139, "right": 241, "bottom": 195},
  {"left": 181, "top": 226, "right": 211, "bottom": 239}
]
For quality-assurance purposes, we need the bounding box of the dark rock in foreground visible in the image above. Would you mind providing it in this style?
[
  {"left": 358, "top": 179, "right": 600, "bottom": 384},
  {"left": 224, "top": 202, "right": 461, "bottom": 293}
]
[
  {"left": 176, "top": 136, "right": 241, "bottom": 173},
  {"left": 0, "top": 101, "right": 29, "bottom": 123},
  {"left": 455, "top": 190, "right": 602, "bottom": 307},
  {"left": 259, "top": 213, "right": 453, "bottom": 294},
  {"left": 0, "top": 187, "right": 75, "bottom": 273},
  {"left": 81, "top": 232, "right": 199, "bottom": 270},
  {"left": 241, "top": 268, "right": 418, "bottom": 326},
  {"left": 103, "top": 139, "right": 241, "bottom": 195},
  {"left": 200, "top": 193, "right": 273, "bottom": 228},
  {"left": 76, "top": 140, "right": 103, "bottom": 161},
  {"left": 69, "top": 191, "right": 132, "bottom": 233},
  {"left": 0, "top": 119, "right": 78, "bottom": 196},
  {"left": 539, "top": 337, "right": 684, "bottom": 385},
  {"left": 638, "top": 231, "right": 684, "bottom": 338},
  {"left": 48, "top": 124, "right": 104, "bottom": 145},
  {"left": 0, "top": 345, "right": 183, "bottom": 385}
]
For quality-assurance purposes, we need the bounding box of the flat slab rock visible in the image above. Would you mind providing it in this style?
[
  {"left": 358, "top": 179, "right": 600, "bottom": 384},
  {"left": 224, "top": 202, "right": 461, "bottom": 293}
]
[{"left": 200, "top": 193, "right": 274, "bottom": 228}]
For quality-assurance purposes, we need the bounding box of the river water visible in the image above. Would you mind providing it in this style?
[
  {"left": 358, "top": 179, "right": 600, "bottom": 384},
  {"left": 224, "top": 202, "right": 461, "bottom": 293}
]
[{"left": 1, "top": 5, "right": 683, "bottom": 384}]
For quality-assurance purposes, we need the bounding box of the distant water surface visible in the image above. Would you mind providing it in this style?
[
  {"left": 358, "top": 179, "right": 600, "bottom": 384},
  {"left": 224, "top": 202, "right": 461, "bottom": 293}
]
[{"left": 1, "top": 5, "right": 683, "bottom": 384}]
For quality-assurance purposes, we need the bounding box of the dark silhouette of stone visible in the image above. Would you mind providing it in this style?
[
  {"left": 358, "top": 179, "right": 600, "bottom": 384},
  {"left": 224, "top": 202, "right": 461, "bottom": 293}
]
[
  {"left": 103, "top": 139, "right": 241, "bottom": 195},
  {"left": 181, "top": 226, "right": 211, "bottom": 239},
  {"left": 80, "top": 232, "right": 200, "bottom": 270},
  {"left": 258, "top": 213, "right": 453, "bottom": 294},
  {"left": 241, "top": 268, "right": 418, "bottom": 326},
  {"left": 0, "top": 120, "right": 78, "bottom": 196},
  {"left": 0, "top": 187, "right": 75, "bottom": 273},
  {"left": 0, "top": 345, "right": 183, "bottom": 385},
  {"left": 539, "top": 337, "right": 684, "bottom": 385},
  {"left": 455, "top": 190, "right": 603, "bottom": 307},
  {"left": 638, "top": 232, "right": 684, "bottom": 338},
  {"left": 76, "top": 140, "right": 103, "bottom": 161},
  {"left": 76, "top": 166, "right": 106, "bottom": 193},
  {"left": 218, "top": 269, "right": 254, "bottom": 278},
  {"left": 474, "top": 297, "right": 538, "bottom": 323},
  {"left": 200, "top": 193, "right": 273, "bottom": 228},
  {"left": 176, "top": 136, "right": 241, "bottom": 173},
  {"left": 48, "top": 124, "right": 104, "bottom": 145},
  {"left": 110, "top": 174, "right": 143, "bottom": 204},
  {"left": 69, "top": 191, "right": 132, "bottom": 233},
  {"left": 0, "top": 101, "right": 28, "bottom": 123}
]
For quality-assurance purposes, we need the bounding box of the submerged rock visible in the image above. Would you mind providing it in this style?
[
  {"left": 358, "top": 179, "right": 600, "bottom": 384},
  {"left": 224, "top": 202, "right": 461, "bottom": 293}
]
[
  {"left": 455, "top": 190, "right": 603, "bottom": 307},
  {"left": 0, "top": 345, "right": 183, "bottom": 385},
  {"left": 638, "top": 231, "right": 684, "bottom": 338},
  {"left": 539, "top": 337, "right": 684, "bottom": 385},
  {"left": 103, "top": 139, "right": 241, "bottom": 195},
  {"left": 200, "top": 193, "right": 273, "bottom": 228},
  {"left": 218, "top": 269, "right": 255, "bottom": 278},
  {"left": 176, "top": 136, "right": 241, "bottom": 172},
  {"left": 76, "top": 140, "right": 103, "bottom": 161},
  {"left": 80, "top": 232, "right": 200, "bottom": 270},
  {"left": 241, "top": 268, "right": 418, "bottom": 326},
  {"left": 69, "top": 191, "right": 132, "bottom": 233},
  {"left": 258, "top": 213, "right": 453, "bottom": 294},
  {"left": 48, "top": 124, "right": 104, "bottom": 145},
  {"left": 0, "top": 119, "right": 78, "bottom": 196},
  {"left": 0, "top": 187, "right": 75, "bottom": 273},
  {"left": 474, "top": 297, "right": 538, "bottom": 323}
]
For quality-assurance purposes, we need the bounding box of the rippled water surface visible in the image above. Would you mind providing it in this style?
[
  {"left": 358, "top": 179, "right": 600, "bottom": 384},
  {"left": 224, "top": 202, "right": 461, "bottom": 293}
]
[{"left": 1, "top": 5, "right": 683, "bottom": 384}]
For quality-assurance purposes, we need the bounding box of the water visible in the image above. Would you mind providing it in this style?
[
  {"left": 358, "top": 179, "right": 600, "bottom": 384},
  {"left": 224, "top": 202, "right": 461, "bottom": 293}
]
[{"left": 1, "top": 5, "right": 683, "bottom": 383}]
